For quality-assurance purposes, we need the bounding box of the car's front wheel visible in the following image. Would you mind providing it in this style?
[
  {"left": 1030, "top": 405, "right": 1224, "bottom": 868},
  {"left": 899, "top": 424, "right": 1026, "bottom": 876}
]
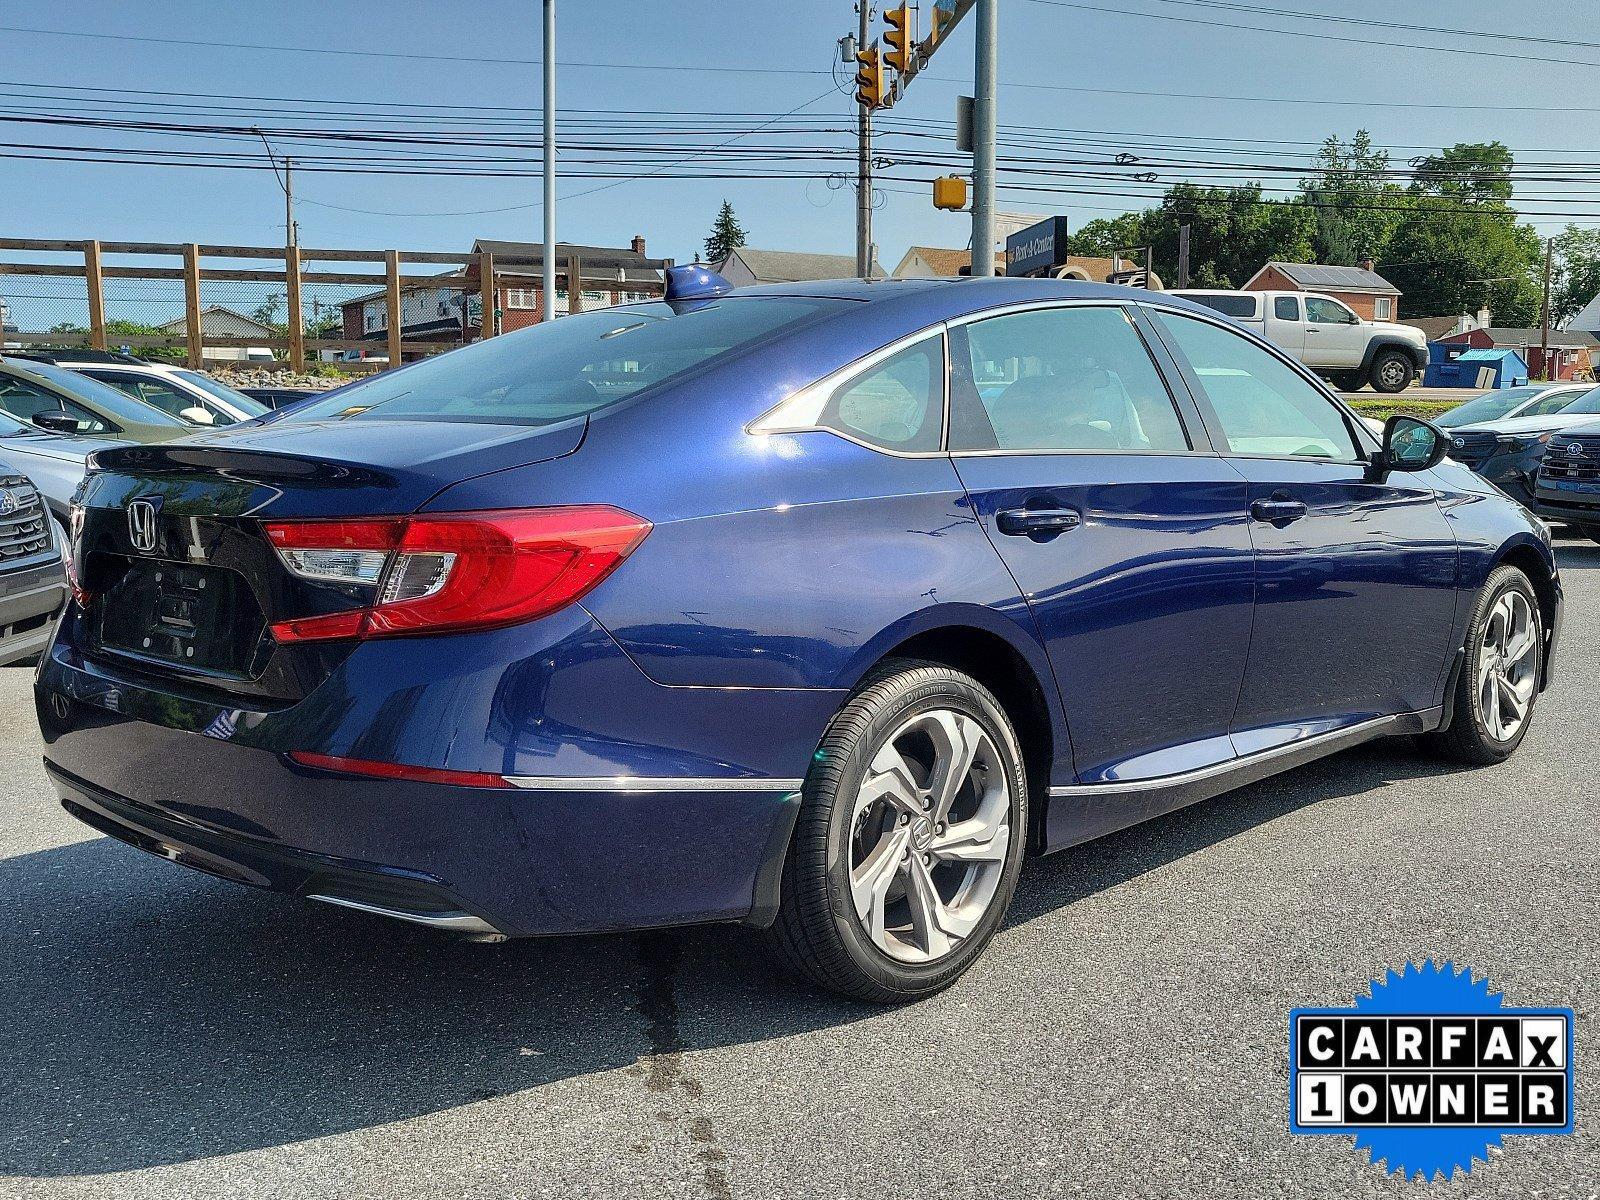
[
  {"left": 769, "top": 661, "right": 1028, "bottom": 1003},
  {"left": 1423, "top": 565, "right": 1543, "bottom": 764}
]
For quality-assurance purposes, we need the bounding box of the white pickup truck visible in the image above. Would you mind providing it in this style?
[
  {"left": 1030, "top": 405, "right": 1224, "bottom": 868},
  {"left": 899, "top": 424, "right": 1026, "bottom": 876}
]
[{"left": 1169, "top": 289, "right": 1428, "bottom": 394}]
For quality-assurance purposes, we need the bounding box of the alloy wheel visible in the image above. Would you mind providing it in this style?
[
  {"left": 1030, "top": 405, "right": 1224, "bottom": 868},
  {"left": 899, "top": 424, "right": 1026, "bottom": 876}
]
[
  {"left": 1379, "top": 359, "right": 1408, "bottom": 389},
  {"left": 1478, "top": 590, "right": 1538, "bottom": 741},
  {"left": 847, "top": 708, "right": 1012, "bottom": 964}
]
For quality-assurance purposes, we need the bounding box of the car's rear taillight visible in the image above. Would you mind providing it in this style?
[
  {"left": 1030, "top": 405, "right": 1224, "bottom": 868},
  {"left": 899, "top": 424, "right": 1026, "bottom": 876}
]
[{"left": 264, "top": 506, "right": 650, "bottom": 642}]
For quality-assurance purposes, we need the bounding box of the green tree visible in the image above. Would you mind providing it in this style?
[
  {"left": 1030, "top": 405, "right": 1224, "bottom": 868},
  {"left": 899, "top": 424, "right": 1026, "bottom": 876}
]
[
  {"left": 702, "top": 200, "right": 746, "bottom": 265},
  {"left": 252, "top": 292, "right": 286, "bottom": 332},
  {"left": 1552, "top": 225, "right": 1600, "bottom": 326},
  {"left": 1380, "top": 142, "right": 1541, "bottom": 323},
  {"left": 1411, "top": 142, "right": 1516, "bottom": 205},
  {"left": 1299, "top": 130, "right": 1408, "bottom": 265}
]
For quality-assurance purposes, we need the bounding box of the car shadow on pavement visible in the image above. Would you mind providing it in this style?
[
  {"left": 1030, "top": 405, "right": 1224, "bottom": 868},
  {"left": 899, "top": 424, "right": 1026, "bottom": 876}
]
[{"left": 0, "top": 739, "right": 1472, "bottom": 1178}]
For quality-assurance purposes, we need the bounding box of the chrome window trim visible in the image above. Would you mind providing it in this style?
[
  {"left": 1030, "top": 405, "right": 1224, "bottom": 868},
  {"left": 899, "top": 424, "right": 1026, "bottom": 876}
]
[
  {"left": 1135, "top": 300, "right": 1377, "bottom": 465},
  {"left": 506, "top": 775, "right": 806, "bottom": 793},
  {"left": 745, "top": 326, "right": 950, "bottom": 459}
]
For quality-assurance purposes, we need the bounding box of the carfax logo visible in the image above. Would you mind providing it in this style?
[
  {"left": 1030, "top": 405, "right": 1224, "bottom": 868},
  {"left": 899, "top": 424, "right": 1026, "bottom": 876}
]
[{"left": 1290, "top": 960, "right": 1574, "bottom": 1181}]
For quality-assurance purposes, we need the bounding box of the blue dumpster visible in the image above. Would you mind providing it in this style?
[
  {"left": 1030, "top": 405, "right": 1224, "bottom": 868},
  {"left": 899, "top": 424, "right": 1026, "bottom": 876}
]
[{"left": 1423, "top": 345, "right": 1529, "bottom": 389}]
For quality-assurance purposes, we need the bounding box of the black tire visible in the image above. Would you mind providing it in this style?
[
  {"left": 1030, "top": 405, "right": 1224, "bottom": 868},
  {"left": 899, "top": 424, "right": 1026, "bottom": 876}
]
[
  {"left": 768, "top": 660, "right": 1029, "bottom": 1003},
  {"left": 1585, "top": 528, "right": 1600, "bottom": 546},
  {"left": 1330, "top": 371, "right": 1363, "bottom": 393},
  {"left": 1422, "top": 565, "right": 1543, "bottom": 764},
  {"left": 1369, "top": 348, "right": 1415, "bottom": 394}
]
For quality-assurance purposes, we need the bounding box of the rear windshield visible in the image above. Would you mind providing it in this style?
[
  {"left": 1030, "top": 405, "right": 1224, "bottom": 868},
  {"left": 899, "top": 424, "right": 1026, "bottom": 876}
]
[
  {"left": 1176, "top": 293, "right": 1258, "bottom": 318},
  {"left": 2, "top": 359, "right": 190, "bottom": 427},
  {"left": 286, "top": 297, "right": 846, "bottom": 426}
]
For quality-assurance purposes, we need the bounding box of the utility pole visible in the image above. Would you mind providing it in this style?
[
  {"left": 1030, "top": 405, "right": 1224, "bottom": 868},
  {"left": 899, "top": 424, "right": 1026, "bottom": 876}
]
[
  {"left": 970, "top": 0, "right": 997, "bottom": 277},
  {"left": 1177, "top": 223, "right": 1191, "bottom": 289},
  {"left": 284, "top": 156, "right": 297, "bottom": 250},
  {"left": 1540, "top": 235, "right": 1554, "bottom": 380},
  {"left": 542, "top": 0, "right": 557, "bottom": 322},
  {"left": 856, "top": 2, "right": 873, "bottom": 278}
]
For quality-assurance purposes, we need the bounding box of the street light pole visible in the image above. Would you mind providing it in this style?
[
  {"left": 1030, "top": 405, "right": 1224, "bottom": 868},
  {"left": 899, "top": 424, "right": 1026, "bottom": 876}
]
[
  {"left": 856, "top": 2, "right": 873, "bottom": 278},
  {"left": 970, "top": 0, "right": 997, "bottom": 277},
  {"left": 542, "top": 0, "right": 557, "bottom": 322}
]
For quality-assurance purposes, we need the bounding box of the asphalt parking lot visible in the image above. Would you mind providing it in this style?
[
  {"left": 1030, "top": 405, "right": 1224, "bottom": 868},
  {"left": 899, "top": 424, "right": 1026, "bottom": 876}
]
[{"left": 2, "top": 539, "right": 1596, "bottom": 1200}]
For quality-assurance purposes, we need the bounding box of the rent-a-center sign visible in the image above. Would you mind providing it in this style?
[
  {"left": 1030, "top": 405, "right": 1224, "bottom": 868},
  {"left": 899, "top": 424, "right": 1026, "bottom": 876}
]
[{"left": 1004, "top": 216, "right": 1071, "bottom": 278}]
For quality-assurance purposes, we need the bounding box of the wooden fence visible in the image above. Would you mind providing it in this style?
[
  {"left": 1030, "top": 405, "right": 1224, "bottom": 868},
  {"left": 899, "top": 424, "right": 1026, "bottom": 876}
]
[{"left": 0, "top": 238, "right": 671, "bottom": 372}]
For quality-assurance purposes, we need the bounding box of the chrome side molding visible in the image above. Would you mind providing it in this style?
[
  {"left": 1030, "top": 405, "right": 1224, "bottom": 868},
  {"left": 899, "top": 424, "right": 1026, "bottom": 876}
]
[{"left": 505, "top": 775, "right": 806, "bottom": 793}]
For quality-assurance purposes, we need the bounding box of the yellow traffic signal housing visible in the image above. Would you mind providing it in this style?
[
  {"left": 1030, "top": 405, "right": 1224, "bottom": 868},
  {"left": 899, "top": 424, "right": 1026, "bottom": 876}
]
[
  {"left": 884, "top": 5, "right": 913, "bottom": 72},
  {"left": 925, "top": 4, "right": 955, "bottom": 52},
  {"left": 855, "top": 44, "right": 885, "bottom": 109},
  {"left": 933, "top": 175, "right": 968, "bottom": 211}
]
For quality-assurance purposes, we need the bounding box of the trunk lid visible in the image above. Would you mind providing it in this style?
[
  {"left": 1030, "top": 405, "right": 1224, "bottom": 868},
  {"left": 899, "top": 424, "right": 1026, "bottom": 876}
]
[{"left": 71, "top": 416, "right": 586, "bottom": 703}]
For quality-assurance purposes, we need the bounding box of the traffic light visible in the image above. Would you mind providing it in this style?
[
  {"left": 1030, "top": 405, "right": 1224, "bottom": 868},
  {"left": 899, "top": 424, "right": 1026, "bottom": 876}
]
[
  {"left": 926, "top": 3, "right": 955, "bottom": 52},
  {"left": 855, "top": 43, "right": 884, "bottom": 109},
  {"left": 933, "top": 175, "right": 968, "bottom": 211},
  {"left": 884, "top": 5, "right": 913, "bottom": 72}
]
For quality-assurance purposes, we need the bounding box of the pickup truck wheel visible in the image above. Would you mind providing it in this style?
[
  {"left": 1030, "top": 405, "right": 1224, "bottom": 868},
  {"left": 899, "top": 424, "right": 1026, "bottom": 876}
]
[
  {"left": 1330, "top": 371, "right": 1363, "bottom": 393},
  {"left": 1369, "top": 349, "right": 1415, "bottom": 393}
]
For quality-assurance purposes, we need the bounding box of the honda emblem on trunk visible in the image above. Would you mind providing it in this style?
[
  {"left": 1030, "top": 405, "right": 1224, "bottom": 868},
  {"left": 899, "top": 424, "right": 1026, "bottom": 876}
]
[{"left": 127, "top": 498, "right": 159, "bottom": 553}]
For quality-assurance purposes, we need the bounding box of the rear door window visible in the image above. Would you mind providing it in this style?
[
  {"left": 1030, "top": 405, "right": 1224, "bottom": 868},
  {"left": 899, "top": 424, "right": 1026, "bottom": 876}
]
[
  {"left": 950, "top": 306, "right": 1190, "bottom": 452},
  {"left": 1177, "top": 293, "right": 1258, "bottom": 319}
]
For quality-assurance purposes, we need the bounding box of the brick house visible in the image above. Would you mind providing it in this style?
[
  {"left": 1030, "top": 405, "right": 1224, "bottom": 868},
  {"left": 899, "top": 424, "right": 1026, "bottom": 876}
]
[
  {"left": 1437, "top": 326, "right": 1597, "bottom": 382},
  {"left": 341, "top": 236, "right": 668, "bottom": 353},
  {"left": 1241, "top": 259, "right": 1402, "bottom": 322}
]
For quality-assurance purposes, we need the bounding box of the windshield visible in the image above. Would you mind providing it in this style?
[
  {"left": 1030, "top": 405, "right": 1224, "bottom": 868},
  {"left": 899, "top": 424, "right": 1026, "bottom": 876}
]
[
  {"left": 0, "top": 410, "right": 30, "bottom": 435},
  {"left": 3, "top": 359, "right": 189, "bottom": 427},
  {"left": 1556, "top": 386, "right": 1600, "bottom": 416},
  {"left": 286, "top": 298, "right": 845, "bottom": 426},
  {"left": 1436, "top": 386, "right": 1547, "bottom": 427},
  {"left": 175, "top": 370, "right": 269, "bottom": 417}
]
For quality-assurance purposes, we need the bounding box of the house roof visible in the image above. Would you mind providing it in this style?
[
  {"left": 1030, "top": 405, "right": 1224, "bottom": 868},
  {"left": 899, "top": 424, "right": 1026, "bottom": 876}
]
[
  {"left": 156, "top": 305, "right": 279, "bottom": 338},
  {"left": 1401, "top": 316, "right": 1469, "bottom": 341},
  {"left": 895, "top": 246, "right": 1004, "bottom": 276},
  {"left": 1246, "top": 261, "right": 1400, "bottom": 294},
  {"left": 1481, "top": 326, "right": 1600, "bottom": 350},
  {"left": 722, "top": 247, "right": 885, "bottom": 282}
]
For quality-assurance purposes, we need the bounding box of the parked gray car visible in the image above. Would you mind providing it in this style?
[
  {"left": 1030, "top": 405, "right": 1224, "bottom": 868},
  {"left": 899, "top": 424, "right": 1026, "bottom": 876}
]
[
  {"left": 0, "top": 463, "right": 68, "bottom": 666},
  {"left": 0, "top": 409, "right": 124, "bottom": 533}
]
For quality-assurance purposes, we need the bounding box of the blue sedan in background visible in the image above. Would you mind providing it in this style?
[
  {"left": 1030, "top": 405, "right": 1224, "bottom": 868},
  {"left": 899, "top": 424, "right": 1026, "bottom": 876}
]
[{"left": 35, "top": 271, "right": 1559, "bottom": 1002}]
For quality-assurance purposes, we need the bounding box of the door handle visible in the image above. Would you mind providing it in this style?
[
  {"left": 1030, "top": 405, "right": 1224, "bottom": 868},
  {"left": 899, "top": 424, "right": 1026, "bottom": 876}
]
[
  {"left": 1249, "top": 496, "right": 1308, "bottom": 524},
  {"left": 996, "top": 507, "right": 1081, "bottom": 538}
]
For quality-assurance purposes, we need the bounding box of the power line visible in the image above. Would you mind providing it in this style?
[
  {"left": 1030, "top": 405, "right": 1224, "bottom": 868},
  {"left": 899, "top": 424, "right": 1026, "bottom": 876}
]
[
  {"left": 1017, "top": 0, "right": 1600, "bottom": 70},
  {"left": 0, "top": 24, "right": 835, "bottom": 74}
]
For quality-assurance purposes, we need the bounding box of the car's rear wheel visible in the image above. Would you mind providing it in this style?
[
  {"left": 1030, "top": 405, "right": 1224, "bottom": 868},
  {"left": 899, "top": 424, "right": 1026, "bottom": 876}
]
[
  {"left": 769, "top": 661, "right": 1028, "bottom": 1003},
  {"left": 1423, "top": 565, "right": 1543, "bottom": 764},
  {"left": 1369, "top": 348, "right": 1416, "bottom": 393}
]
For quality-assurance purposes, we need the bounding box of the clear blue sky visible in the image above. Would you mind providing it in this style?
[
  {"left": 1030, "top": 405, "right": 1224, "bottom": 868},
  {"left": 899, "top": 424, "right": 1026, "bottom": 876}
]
[{"left": 0, "top": 0, "right": 1596, "bottom": 269}]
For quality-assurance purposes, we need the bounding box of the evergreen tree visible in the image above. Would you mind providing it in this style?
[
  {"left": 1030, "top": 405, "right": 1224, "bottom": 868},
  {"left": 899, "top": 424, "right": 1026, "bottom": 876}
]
[{"left": 702, "top": 200, "right": 747, "bottom": 265}]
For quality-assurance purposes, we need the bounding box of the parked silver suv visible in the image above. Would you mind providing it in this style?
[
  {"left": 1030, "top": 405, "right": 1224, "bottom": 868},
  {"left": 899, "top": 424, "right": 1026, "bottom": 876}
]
[{"left": 0, "top": 466, "right": 68, "bottom": 666}]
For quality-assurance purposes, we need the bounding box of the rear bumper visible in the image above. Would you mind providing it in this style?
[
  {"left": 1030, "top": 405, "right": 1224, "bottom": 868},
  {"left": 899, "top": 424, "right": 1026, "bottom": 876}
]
[
  {"left": 41, "top": 720, "right": 804, "bottom": 938},
  {"left": 34, "top": 607, "right": 825, "bottom": 938}
]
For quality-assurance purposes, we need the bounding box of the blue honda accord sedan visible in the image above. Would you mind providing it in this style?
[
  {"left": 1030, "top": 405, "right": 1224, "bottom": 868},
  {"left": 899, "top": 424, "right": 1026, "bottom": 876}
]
[{"left": 35, "top": 270, "right": 1559, "bottom": 1002}]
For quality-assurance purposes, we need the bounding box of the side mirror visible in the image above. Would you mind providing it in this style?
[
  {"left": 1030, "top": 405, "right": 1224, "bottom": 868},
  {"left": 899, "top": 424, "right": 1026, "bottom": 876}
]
[
  {"left": 31, "top": 412, "right": 82, "bottom": 434},
  {"left": 1381, "top": 414, "right": 1447, "bottom": 474}
]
